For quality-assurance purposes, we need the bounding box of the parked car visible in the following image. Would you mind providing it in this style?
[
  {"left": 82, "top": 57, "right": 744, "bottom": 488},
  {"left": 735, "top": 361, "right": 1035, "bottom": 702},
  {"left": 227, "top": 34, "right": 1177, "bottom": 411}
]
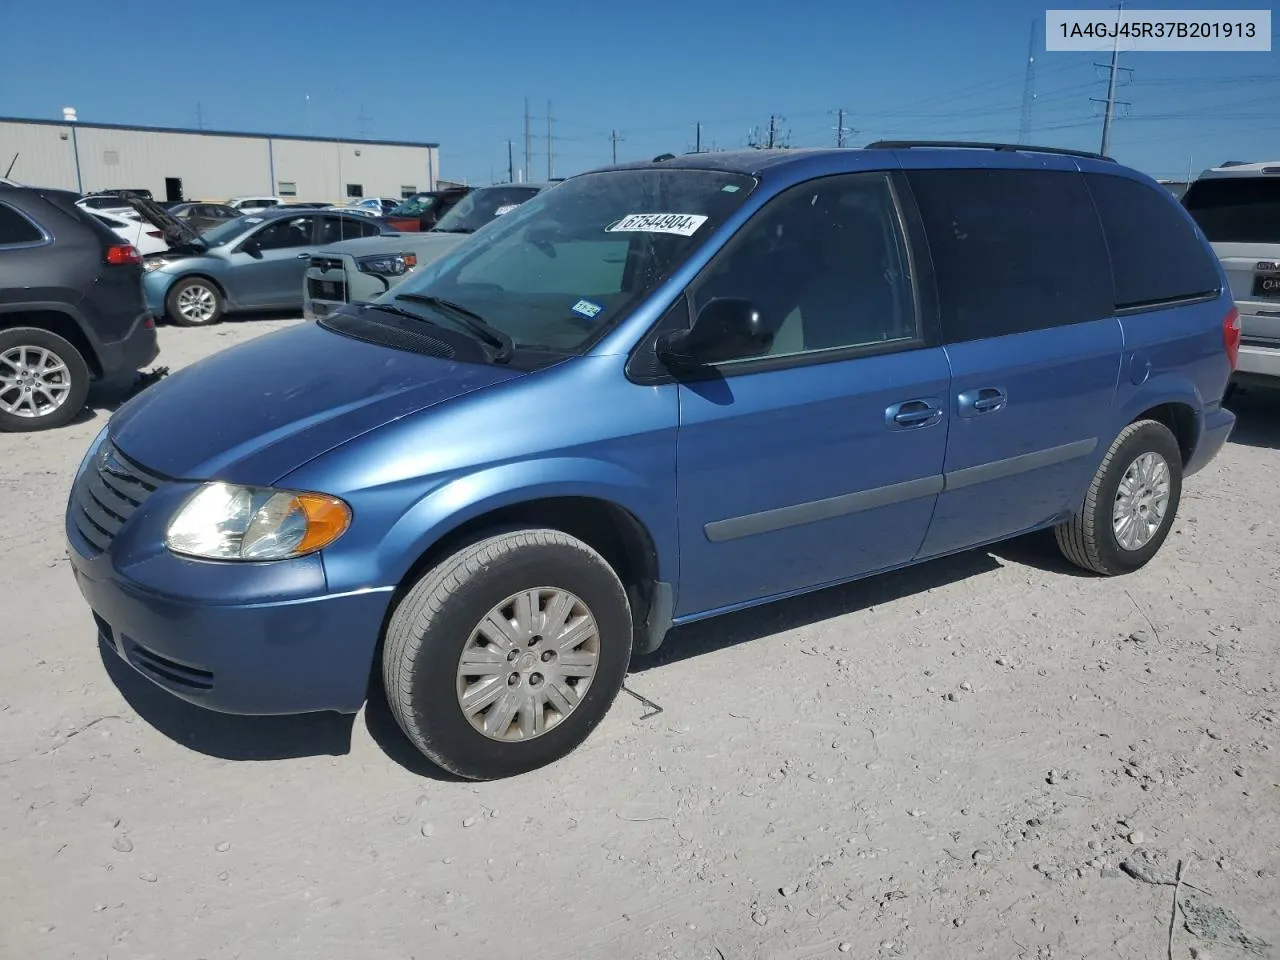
[
  {"left": 129, "top": 200, "right": 400, "bottom": 326},
  {"left": 166, "top": 202, "right": 241, "bottom": 233},
  {"left": 77, "top": 194, "right": 134, "bottom": 214},
  {"left": 226, "top": 196, "right": 283, "bottom": 214},
  {"left": 381, "top": 187, "right": 472, "bottom": 232},
  {"left": 1, "top": 183, "right": 158, "bottom": 431},
  {"left": 91, "top": 208, "right": 170, "bottom": 256},
  {"left": 1182, "top": 161, "right": 1280, "bottom": 389},
  {"left": 345, "top": 197, "right": 400, "bottom": 216},
  {"left": 303, "top": 183, "right": 550, "bottom": 320},
  {"left": 65, "top": 142, "right": 1236, "bottom": 780}
]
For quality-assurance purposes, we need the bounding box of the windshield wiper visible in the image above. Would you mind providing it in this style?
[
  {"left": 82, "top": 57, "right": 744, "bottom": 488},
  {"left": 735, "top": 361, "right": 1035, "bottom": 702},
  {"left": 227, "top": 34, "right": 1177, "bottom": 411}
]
[{"left": 395, "top": 293, "right": 515, "bottom": 362}]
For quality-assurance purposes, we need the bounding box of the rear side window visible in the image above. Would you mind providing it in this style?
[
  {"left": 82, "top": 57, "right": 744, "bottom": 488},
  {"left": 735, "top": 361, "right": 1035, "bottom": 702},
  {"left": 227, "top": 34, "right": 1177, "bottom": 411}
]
[
  {"left": 0, "top": 203, "right": 44, "bottom": 245},
  {"left": 906, "top": 169, "right": 1111, "bottom": 342},
  {"left": 1182, "top": 176, "right": 1280, "bottom": 245},
  {"left": 1085, "top": 173, "right": 1221, "bottom": 309}
]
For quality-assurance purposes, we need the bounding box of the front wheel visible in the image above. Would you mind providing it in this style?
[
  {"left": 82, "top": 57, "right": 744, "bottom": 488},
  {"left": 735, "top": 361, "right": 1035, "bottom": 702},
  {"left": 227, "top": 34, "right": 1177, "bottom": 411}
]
[
  {"left": 1055, "top": 419, "right": 1183, "bottom": 575},
  {"left": 166, "top": 277, "right": 224, "bottom": 327},
  {"left": 382, "top": 529, "right": 633, "bottom": 780}
]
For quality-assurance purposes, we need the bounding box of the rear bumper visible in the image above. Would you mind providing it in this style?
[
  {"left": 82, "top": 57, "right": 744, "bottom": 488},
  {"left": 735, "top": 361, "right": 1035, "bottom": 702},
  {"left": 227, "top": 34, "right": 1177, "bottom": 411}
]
[
  {"left": 1235, "top": 343, "right": 1280, "bottom": 382},
  {"left": 1186, "top": 403, "right": 1236, "bottom": 477},
  {"left": 95, "top": 312, "right": 159, "bottom": 377}
]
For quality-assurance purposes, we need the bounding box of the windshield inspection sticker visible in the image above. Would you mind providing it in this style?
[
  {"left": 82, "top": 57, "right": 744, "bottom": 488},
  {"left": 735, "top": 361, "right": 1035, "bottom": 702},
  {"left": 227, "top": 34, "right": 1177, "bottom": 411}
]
[
  {"left": 571, "top": 299, "right": 603, "bottom": 319},
  {"left": 493, "top": 204, "right": 519, "bottom": 216},
  {"left": 606, "top": 213, "right": 708, "bottom": 237}
]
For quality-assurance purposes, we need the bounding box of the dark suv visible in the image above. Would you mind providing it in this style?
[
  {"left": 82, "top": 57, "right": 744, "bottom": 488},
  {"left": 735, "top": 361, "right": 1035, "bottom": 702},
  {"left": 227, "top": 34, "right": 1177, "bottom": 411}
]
[{"left": 0, "top": 185, "right": 159, "bottom": 431}]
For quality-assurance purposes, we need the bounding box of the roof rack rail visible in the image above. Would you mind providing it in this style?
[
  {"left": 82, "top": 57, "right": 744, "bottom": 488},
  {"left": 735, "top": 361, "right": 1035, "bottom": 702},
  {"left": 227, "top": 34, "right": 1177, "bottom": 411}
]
[{"left": 863, "top": 140, "right": 1115, "bottom": 163}]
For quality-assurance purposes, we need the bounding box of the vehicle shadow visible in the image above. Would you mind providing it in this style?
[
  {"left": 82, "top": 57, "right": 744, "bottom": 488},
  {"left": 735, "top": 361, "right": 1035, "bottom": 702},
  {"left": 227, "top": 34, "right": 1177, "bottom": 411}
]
[
  {"left": 1225, "top": 384, "right": 1280, "bottom": 450},
  {"left": 98, "top": 641, "right": 355, "bottom": 761},
  {"left": 630, "top": 547, "right": 1004, "bottom": 673},
  {"left": 362, "top": 673, "right": 468, "bottom": 782}
]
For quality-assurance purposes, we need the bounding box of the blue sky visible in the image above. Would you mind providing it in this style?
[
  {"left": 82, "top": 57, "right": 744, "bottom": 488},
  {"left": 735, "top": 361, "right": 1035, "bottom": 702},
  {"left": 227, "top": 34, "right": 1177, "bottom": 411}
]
[{"left": 3, "top": 0, "right": 1276, "bottom": 184}]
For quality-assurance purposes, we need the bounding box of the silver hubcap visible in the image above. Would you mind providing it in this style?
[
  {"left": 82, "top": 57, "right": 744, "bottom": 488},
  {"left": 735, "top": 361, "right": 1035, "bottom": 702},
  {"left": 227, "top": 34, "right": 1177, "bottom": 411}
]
[
  {"left": 177, "top": 284, "right": 216, "bottom": 322},
  {"left": 0, "top": 346, "right": 72, "bottom": 418},
  {"left": 1113, "top": 451, "right": 1171, "bottom": 551},
  {"left": 456, "top": 587, "right": 600, "bottom": 742}
]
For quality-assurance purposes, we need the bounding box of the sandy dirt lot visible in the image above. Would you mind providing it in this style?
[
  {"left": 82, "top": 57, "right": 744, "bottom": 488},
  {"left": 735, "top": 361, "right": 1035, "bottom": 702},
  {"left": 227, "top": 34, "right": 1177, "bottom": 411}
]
[{"left": 1, "top": 316, "right": 1277, "bottom": 960}]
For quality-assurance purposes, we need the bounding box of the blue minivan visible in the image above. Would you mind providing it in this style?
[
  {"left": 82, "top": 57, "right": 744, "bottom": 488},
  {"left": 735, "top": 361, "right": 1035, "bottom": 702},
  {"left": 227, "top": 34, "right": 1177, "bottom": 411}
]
[{"left": 66, "top": 142, "right": 1238, "bottom": 780}]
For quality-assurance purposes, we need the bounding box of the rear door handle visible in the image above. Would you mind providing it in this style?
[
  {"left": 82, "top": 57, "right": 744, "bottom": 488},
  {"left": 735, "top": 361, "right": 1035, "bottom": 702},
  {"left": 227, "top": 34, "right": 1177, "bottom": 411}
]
[
  {"left": 886, "top": 399, "right": 943, "bottom": 430},
  {"left": 957, "top": 387, "right": 1007, "bottom": 418}
]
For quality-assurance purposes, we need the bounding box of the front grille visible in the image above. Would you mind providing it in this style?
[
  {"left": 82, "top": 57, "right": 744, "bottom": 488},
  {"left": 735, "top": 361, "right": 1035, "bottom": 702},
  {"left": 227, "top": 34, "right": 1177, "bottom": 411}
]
[
  {"left": 72, "top": 441, "right": 166, "bottom": 555},
  {"left": 307, "top": 276, "right": 348, "bottom": 302},
  {"left": 309, "top": 256, "right": 344, "bottom": 272}
]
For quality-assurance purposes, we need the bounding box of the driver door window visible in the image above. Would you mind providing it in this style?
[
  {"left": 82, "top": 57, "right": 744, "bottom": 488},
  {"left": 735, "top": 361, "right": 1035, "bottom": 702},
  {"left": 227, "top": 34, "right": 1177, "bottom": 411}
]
[
  {"left": 249, "top": 216, "right": 316, "bottom": 251},
  {"left": 689, "top": 172, "right": 918, "bottom": 363}
]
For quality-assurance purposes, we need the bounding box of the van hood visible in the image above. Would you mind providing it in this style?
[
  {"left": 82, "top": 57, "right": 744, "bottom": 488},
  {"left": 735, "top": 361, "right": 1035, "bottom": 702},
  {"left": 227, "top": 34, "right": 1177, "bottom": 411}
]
[{"left": 108, "top": 320, "right": 522, "bottom": 484}]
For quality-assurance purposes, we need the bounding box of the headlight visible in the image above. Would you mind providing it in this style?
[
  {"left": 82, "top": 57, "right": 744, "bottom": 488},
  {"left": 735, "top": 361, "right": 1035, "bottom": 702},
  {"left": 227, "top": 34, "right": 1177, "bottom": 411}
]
[
  {"left": 166, "top": 482, "right": 351, "bottom": 561},
  {"left": 143, "top": 258, "right": 167, "bottom": 273},
  {"left": 356, "top": 253, "right": 417, "bottom": 277}
]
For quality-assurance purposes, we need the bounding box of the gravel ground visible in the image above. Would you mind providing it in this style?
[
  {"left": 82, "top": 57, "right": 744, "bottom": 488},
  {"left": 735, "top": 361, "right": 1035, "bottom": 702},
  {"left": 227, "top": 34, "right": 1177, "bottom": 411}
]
[{"left": 1, "top": 316, "right": 1278, "bottom": 960}]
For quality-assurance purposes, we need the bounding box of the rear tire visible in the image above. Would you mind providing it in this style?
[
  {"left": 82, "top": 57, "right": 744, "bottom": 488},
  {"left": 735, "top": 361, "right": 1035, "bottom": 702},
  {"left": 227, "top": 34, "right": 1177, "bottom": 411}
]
[
  {"left": 382, "top": 529, "right": 633, "bottom": 781},
  {"left": 1055, "top": 419, "right": 1183, "bottom": 575},
  {"left": 0, "top": 327, "right": 91, "bottom": 432},
  {"left": 166, "top": 277, "right": 224, "bottom": 327}
]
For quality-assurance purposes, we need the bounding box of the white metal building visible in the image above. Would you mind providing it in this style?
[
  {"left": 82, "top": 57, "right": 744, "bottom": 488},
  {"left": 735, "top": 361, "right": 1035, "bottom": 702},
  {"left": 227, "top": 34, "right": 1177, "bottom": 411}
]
[{"left": 0, "top": 115, "right": 440, "bottom": 204}]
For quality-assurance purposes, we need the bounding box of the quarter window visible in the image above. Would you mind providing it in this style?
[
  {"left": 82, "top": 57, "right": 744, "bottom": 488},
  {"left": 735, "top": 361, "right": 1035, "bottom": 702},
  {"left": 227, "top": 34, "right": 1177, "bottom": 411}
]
[
  {"left": 0, "top": 204, "right": 44, "bottom": 245},
  {"left": 1086, "top": 173, "right": 1221, "bottom": 308},
  {"left": 689, "top": 172, "right": 918, "bottom": 360},
  {"left": 905, "top": 168, "right": 1112, "bottom": 342}
]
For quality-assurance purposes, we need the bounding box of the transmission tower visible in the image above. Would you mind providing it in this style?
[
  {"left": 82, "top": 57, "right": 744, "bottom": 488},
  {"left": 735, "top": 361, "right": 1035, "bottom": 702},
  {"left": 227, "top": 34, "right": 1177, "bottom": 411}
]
[{"left": 1017, "top": 20, "right": 1037, "bottom": 143}]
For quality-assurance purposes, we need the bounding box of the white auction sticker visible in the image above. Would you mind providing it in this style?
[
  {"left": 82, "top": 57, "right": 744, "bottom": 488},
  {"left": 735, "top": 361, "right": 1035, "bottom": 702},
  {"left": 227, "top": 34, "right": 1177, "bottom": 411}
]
[
  {"left": 493, "top": 204, "right": 519, "bottom": 216},
  {"left": 1046, "top": 9, "right": 1271, "bottom": 51},
  {"left": 606, "top": 213, "right": 709, "bottom": 236}
]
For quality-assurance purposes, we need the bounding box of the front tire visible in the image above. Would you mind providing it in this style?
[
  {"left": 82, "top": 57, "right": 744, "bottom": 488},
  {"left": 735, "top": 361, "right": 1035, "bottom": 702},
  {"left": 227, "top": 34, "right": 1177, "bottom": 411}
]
[
  {"left": 0, "top": 327, "right": 91, "bottom": 432},
  {"left": 166, "top": 277, "right": 223, "bottom": 327},
  {"left": 1055, "top": 419, "right": 1183, "bottom": 575},
  {"left": 382, "top": 529, "right": 633, "bottom": 781}
]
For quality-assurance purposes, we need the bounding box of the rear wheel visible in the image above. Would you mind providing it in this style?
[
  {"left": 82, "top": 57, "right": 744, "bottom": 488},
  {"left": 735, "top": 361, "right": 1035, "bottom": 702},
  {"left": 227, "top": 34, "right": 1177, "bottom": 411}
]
[
  {"left": 166, "top": 277, "right": 223, "bottom": 327},
  {"left": 1055, "top": 419, "right": 1183, "bottom": 575},
  {"left": 0, "top": 327, "right": 90, "bottom": 432},
  {"left": 382, "top": 529, "right": 633, "bottom": 781}
]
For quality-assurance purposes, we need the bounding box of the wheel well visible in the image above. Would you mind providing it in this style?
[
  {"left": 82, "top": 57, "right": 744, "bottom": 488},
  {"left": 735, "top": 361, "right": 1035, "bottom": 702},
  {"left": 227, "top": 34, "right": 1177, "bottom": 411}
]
[
  {"left": 0, "top": 310, "right": 101, "bottom": 377},
  {"left": 393, "top": 497, "right": 660, "bottom": 637},
  {"left": 1136, "top": 402, "right": 1197, "bottom": 465}
]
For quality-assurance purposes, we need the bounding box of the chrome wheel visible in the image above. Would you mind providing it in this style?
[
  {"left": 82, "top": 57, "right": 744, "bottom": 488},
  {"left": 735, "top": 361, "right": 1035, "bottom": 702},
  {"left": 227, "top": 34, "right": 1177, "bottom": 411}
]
[
  {"left": 456, "top": 587, "right": 601, "bottom": 742},
  {"left": 1113, "top": 451, "right": 1171, "bottom": 551},
  {"left": 0, "top": 346, "right": 72, "bottom": 419},
  {"left": 176, "top": 283, "right": 217, "bottom": 323}
]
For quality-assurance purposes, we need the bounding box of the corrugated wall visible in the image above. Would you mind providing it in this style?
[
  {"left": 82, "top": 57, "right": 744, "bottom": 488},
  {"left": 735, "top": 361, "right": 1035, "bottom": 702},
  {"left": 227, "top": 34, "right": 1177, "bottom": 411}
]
[{"left": 0, "top": 121, "right": 439, "bottom": 203}]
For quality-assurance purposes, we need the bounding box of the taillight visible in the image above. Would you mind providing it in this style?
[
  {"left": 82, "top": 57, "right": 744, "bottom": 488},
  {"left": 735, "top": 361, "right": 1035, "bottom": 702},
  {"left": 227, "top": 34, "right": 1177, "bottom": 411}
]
[
  {"left": 105, "top": 244, "right": 141, "bottom": 266},
  {"left": 1223, "top": 307, "right": 1241, "bottom": 371}
]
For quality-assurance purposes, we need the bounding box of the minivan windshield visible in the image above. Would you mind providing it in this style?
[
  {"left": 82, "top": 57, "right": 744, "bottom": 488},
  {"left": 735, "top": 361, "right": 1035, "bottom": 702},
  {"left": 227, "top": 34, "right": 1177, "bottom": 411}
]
[
  {"left": 431, "top": 186, "right": 543, "bottom": 234},
  {"left": 1183, "top": 177, "right": 1280, "bottom": 244},
  {"left": 384, "top": 167, "right": 757, "bottom": 354}
]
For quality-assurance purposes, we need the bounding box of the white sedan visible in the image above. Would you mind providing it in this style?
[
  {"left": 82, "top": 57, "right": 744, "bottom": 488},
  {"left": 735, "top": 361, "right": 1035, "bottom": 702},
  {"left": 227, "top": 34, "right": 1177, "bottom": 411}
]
[{"left": 90, "top": 209, "right": 170, "bottom": 255}]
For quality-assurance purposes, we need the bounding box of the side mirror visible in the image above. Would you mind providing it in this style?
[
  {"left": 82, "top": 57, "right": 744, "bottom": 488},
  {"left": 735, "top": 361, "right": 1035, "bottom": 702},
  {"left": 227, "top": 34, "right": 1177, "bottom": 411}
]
[
  {"left": 240, "top": 240, "right": 262, "bottom": 258},
  {"left": 657, "top": 298, "right": 773, "bottom": 369}
]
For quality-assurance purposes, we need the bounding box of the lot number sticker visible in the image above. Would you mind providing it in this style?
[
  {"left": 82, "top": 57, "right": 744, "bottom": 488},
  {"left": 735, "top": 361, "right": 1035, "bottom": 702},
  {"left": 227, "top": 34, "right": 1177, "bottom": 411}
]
[
  {"left": 607, "top": 213, "right": 708, "bottom": 236},
  {"left": 571, "top": 299, "right": 603, "bottom": 319},
  {"left": 493, "top": 204, "right": 519, "bottom": 216}
]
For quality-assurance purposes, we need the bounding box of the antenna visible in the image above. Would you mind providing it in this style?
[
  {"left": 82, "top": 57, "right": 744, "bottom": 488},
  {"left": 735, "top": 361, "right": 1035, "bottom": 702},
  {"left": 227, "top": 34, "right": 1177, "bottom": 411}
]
[{"left": 1018, "top": 19, "right": 1037, "bottom": 143}]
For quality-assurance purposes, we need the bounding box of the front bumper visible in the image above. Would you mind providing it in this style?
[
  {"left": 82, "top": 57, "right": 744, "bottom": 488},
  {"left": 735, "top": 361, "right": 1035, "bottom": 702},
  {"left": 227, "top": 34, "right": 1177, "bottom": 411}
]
[{"left": 65, "top": 460, "right": 393, "bottom": 715}]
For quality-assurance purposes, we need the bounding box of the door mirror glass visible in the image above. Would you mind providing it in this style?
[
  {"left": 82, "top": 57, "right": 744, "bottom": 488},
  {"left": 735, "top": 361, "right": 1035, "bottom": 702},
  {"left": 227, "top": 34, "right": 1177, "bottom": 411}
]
[
  {"left": 240, "top": 239, "right": 262, "bottom": 258},
  {"left": 658, "top": 297, "right": 772, "bottom": 368}
]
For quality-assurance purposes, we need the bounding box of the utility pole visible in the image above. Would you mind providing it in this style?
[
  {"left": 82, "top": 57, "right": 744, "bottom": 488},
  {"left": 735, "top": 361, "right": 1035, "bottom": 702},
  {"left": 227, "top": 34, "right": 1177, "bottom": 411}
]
[
  {"left": 767, "top": 115, "right": 777, "bottom": 148},
  {"left": 609, "top": 129, "right": 624, "bottom": 164},
  {"left": 505, "top": 140, "right": 514, "bottom": 183},
  {"left": 695, "top": 122, "right": 702, "bottom": 153},
  {"left": 356, "top": 103, "right": 373, "bottom": 139},
  {"left": 1091, "top": 1, "right": 1131, "bottom": 156},
  {"left": 831, "top": 108, "right": 856, "bottom": 147},
  {"left": 1017, "top": 18, "right": 1037, "bottom": 143},
  {"left": 195, "top": 102, "right": 205, "bottom": 131},
  {"left": 546, "top": 100, "right": 555, "bottom": 180},
  {"left": 523, "top": 98, "right": 532, "bottom": 185}
]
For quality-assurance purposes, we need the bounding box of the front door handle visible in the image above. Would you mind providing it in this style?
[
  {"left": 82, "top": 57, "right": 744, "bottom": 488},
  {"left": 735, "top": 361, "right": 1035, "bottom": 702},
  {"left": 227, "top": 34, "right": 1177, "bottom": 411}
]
[
  {"left": 957, "top": 387, "right": 1007, "bottom": 418},
  {"left": 296, "top": 252, "right": 314, "bottom": 259},
  {"left": 886, "top": 399, "right": 943, "bottom": 430}
]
